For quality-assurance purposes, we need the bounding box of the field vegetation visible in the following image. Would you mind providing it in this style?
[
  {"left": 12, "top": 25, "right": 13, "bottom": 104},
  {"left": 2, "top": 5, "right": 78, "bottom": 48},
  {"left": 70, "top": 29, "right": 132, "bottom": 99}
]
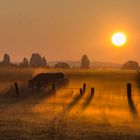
[{"left": 0, "top": 67, "right": 140, "bottom": 139}]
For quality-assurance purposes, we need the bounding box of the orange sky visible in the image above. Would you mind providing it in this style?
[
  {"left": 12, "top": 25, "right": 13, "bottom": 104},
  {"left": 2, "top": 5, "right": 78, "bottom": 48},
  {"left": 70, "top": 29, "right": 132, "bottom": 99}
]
[{"left": 0, "top": 0, "right": 140, "bottom": 63}]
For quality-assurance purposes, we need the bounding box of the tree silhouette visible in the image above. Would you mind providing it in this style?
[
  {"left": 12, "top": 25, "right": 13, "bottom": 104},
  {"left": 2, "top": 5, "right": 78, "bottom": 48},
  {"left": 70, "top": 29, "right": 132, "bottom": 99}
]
[
  {"left": 42, "top": 57, "right": 47, "bottom": 67},
  {"left": 81, "top": 54, "right": 90, "bottom": 68},
  {"left": 29, "top": 53, "right": 48, "bottom": 67},
  {"left": 54, "top": 62, "right": 70, "bottom": 69},
  {"left": 122, "top": 60, "right": 139, "bottom": 70},
  {"left": 22, "top": 57, "right": 29, "bottom": 67},
  {"left": 2, "top": 53, "right": 10, "bottom": 66},
  {"left": 30, "top": 53, "right": 42, "bottom": 67}
]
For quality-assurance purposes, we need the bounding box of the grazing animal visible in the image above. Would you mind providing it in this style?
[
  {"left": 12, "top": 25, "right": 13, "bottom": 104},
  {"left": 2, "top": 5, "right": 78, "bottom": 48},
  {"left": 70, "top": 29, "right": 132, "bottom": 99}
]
[{"left": 28, "top": 72, "right": 65, "bottom": 90}]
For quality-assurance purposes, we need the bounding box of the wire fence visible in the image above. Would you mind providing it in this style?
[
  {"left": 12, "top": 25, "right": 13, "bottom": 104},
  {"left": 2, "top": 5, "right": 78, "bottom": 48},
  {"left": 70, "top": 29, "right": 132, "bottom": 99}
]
[{"left": 58, "top": 82, "right": 140, "bottom": 95}]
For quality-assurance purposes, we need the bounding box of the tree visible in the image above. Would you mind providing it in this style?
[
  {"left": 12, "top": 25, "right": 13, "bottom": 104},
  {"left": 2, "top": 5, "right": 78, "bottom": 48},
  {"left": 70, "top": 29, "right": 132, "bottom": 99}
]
[
  {"left": 81, "top": 54, "right": 90, "bottom": 68},
  {"left": 22, "top": 57, "right": 29, "bottom": 67},
  {"left": 122, "top": 60, "right": 139, "bottom": 70},
  {"left": 30, "top": 53, "right": 47, "bottom": 67},
  {"left": 2, "top": 53, "right": 10, "bottom": 66},
  {"left": 42, "top": 57, "right": 47, "bottom": 67}
]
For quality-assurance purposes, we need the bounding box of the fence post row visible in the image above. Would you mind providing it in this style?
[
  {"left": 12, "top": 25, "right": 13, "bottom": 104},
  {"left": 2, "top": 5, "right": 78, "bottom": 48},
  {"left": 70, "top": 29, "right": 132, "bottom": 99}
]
[{"left": 13, "top": 83, "right": 132, "bottom": 100}]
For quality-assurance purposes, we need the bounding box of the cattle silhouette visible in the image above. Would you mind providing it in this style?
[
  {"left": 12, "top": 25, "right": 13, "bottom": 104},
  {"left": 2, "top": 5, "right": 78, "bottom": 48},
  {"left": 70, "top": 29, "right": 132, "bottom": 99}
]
[{"left": 28, "top": 72, "right": 65, "bottom": 90}]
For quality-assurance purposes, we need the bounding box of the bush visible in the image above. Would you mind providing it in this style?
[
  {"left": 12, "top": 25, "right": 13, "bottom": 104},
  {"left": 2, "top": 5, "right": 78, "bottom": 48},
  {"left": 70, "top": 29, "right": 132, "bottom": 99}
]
[
  {"left": 54, "top": 63, "right": 70, "bottom": 69},
  {"left": 122, "top": 60, "right": 139, "bottom": 70}
]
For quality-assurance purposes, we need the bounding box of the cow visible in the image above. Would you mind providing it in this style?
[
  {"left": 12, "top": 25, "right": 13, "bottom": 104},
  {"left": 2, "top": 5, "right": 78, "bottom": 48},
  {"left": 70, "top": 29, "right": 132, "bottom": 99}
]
[{"left": 28, "top": 72, "right": 65, "bottom": 91}]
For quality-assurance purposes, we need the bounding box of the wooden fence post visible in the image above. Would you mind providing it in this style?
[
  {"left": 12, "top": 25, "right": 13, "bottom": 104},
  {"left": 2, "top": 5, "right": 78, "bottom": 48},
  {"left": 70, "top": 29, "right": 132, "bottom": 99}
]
[
  {"left": 83, "top": 83, "right": 86, "bottom": 93},
  {"left": 127, "top": 83, "right": 131, "bottom": 99},
  {"left": 91, "top": 87, "right": 95, "bottom": 95},
  {"left": 80, "top": 88, "right": 83, "bottom": 95},
  {"left": 14, "top": 82, "right": 19, "bottom": 97}
]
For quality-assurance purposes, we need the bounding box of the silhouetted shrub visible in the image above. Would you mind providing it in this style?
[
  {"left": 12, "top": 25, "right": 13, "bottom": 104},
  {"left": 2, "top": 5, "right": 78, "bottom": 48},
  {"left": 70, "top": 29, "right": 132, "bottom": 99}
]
[
  {"left": 122, "top": 60, "right": 139, "bottom": 70},
  {"left": 54, "top": 63, "right": 70, "bottom": 69},
  {"left": 81, "top": 54, "right": 90, "bottom": 68}
]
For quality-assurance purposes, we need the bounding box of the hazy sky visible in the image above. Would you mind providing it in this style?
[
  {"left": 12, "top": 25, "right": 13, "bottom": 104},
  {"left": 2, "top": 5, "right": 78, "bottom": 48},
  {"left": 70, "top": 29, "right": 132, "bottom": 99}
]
[{"left": 0, "top": 0, "right": 140, "bottom": 63}]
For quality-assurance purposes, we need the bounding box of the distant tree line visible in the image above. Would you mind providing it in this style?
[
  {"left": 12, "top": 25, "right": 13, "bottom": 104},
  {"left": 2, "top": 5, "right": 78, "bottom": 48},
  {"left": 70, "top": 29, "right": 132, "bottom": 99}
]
[
  {"left": 1, "top": 53, "right": 140, "bottom": 70},
  {"left": 0, "top": 53, "right": 91, "bottom": 69},
  {"left": 0, "top": 53, "right": 47, "bottom": 68}
]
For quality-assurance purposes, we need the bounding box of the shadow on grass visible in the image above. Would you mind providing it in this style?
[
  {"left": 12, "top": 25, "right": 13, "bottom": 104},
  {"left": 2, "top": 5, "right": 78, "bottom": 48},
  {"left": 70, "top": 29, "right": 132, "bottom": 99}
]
[
  {"left": 127, "top": 97, "right": 138, "bottom": 118},
  {"left": 0, "top": 86, "right": 55, "bottom": 106},
  {"left": 0, "top": 78, "right": 69, "bottom": 106},
  {"left": 66, "top": 92, "right": 84, "bottom": 111},
  {"left": 81, "top": 93, "right": 94, "bottom": 110}
]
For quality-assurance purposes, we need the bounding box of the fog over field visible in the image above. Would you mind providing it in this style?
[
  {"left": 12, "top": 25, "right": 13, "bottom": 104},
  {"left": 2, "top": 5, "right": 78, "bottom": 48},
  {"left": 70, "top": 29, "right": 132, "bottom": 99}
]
[
  {"left": 1, "top": 0, "right": 140, "bottom": 139},
  {"left": 0, "top": 68, "right": 140, "bottom": 139},
  {"left": 48, "top": 61, "right": 122, "bottom": 68}
]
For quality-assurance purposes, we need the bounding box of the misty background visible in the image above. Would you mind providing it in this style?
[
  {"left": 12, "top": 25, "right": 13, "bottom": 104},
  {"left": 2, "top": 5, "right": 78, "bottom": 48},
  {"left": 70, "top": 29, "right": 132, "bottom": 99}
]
[{"left": 0, "top": 0, "right": 140, "bottom": 63}]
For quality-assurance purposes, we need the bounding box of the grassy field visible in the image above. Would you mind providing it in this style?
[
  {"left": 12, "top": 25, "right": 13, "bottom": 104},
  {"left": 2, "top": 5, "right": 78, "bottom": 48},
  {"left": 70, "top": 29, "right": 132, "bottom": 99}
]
[{"left": 0, "top": 67, "right": 140, "bottom": 140}]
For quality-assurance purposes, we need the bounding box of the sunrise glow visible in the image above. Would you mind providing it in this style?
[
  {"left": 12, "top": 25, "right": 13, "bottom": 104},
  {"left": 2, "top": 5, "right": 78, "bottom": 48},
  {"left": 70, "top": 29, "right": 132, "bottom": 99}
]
[{"left": 112, "top": 32, "right": 126, "bottom": 47}]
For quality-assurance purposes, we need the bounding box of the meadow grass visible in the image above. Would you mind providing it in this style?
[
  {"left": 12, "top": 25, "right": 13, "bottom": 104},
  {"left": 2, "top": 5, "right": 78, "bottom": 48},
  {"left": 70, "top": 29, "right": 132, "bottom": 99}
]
[{"left": 0, "top": 67, "right": 140, "bottom": 139}]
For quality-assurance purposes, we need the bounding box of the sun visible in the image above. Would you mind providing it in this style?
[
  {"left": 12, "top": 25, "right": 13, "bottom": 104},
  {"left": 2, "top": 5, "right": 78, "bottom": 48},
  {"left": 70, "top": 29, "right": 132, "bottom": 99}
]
[{"left": 112, "top": 32, "right": 126, "bottom": 47}]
